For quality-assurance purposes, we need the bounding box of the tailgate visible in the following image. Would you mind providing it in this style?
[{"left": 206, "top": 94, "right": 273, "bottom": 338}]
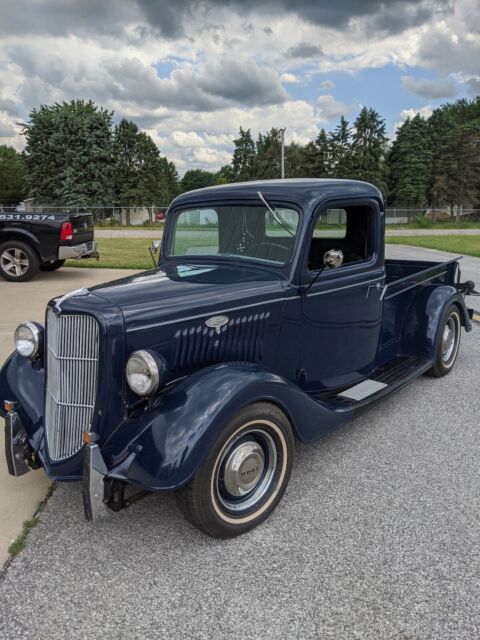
[{"left": 70, "top": 213, "right": 94, "bottom": 243}]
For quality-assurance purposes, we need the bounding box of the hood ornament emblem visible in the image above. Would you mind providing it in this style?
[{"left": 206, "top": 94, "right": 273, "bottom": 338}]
[{"left": 205, "top": 315, "right": 229, "bottom": 334}]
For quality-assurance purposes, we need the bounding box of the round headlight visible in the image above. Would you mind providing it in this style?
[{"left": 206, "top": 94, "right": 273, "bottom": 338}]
[
  {"left": 14, "top": 321, "right": 41, "bottom": 359},
  {"left": 126, "top": 350, "right": 163, "bottom": 397}
]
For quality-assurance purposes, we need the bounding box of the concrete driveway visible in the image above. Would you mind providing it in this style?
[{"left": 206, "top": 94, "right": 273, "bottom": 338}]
[
  {"left": 0, "top": 267, "right": 140, "bottom": 567},
  {"left": 0, "top": 248, "right": 479, "bottom": 639}
]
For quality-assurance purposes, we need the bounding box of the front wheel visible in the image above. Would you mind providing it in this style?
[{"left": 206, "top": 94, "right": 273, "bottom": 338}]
[
  {"left": 176, "top": 402, "right": 294, "bottom": 538},
  {"left": 426, "top": 304, "right": 462, "bottom": 377}
]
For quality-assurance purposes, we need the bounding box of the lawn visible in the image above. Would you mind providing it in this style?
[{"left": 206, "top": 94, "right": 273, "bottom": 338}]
[
  {"left": 66, "top": 238, "right": 154, "bottom": 270},
  {"left": 386, "top": 235, "right": 480, "bottom": 258},
  {"left": 66, "top": 235, "right": 480, "bottom": 271}
]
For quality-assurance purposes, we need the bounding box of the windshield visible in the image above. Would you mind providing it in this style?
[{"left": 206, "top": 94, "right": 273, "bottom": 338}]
[{"left": 167, "top": 204, "right": 299, "bottom": 265}]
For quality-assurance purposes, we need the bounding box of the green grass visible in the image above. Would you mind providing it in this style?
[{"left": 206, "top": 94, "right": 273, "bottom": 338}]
[
  {"left": 7, "top": 485, "right": 55, "bottom": 558},
  {"left": 95, "top": 223, "right": 164, "bottom": 230},
  {"left": 67, "top": 238, "right": 155, "bottom": 269},
  {"left": 386, "top": 235, "right": 480, "bottom": 257},
  {"left": 66, "top": 235, "right": 480, "bottom": 271},
  {"left": 8, "top": 518, "right": 39, "bottom": 557},
  {"left": 387, "top": 221, "right": 480, "bottom": 230}
]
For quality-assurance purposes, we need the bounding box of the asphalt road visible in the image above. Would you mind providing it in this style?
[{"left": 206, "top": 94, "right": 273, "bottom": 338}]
[{"left": 0, "top": 247, "right": 479, "bottom": 639}]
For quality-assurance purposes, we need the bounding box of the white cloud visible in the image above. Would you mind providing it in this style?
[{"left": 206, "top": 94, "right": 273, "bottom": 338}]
[
  {"left": 281, "top": 73, "right": 299, "bottom": 84},
  {"left": 0, "top": 0, "right": 477, "bottom": 173},
  {"left": 392, "top": 105, "right": 434, "bottom": 136},
  {"left": 316, "top": 95, "right": 349, "bottom": 122},
  {"left": 401, "top": 75, "right": 455, "bottom": 99}
]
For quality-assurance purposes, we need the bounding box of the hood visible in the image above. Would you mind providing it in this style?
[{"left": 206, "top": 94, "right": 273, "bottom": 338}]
[{"left": 88, "top": 263, "right": 287, "bottom": 332}]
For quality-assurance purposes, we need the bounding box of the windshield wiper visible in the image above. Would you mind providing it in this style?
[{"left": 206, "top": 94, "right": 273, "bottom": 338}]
[{"left": 257, "top": 191, "right": 295, "bottom": 237}]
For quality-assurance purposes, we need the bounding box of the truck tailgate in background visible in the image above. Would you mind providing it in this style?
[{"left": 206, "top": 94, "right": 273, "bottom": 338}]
[{"left": 70, "top": 213, "right": 94, "bottom": 244}]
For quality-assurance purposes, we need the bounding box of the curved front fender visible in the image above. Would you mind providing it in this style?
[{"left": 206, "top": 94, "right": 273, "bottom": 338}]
[
  {"left": 102, "top": 363, "right": 349, "bottom": 491},
  {"left": 402, "top": 285, "right": 471, "bottom": 360}
]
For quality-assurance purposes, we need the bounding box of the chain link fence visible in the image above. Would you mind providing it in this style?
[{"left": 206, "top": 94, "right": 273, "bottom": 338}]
[{"left": 1, "top": 203, "right": 479, "bottom": 226}]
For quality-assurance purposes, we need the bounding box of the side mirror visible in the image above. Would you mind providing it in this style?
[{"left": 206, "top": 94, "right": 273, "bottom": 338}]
[
  {"left": 323, "top": 249, "right": 344, "bottom": 269},
  {"left": 149, "top": 240, "right": 161, "bottom": 266}
]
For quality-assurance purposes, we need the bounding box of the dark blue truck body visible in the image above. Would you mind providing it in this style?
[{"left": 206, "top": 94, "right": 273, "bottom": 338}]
[{"left": 1, "top": 179, "right": 474, "bottom": 530}]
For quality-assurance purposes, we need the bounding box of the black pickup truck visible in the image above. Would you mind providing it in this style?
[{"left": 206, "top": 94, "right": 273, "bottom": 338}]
[{"left": 0, "top": 211, "right": 98, "bottom": 281}]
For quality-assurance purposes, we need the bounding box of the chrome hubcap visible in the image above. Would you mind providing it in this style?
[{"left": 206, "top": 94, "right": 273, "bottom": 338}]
[
  {"left": 1, "top": 248, "right": 29, "bottom": 277},
  {"left": 216, "top": 428, "right": 278, "bottom": 513},
  {"left": 442, "top": 318, "right": 457, "bottom": 363},
  {"left": 223, "top": 441, "right": 265, "bottom": 496}
]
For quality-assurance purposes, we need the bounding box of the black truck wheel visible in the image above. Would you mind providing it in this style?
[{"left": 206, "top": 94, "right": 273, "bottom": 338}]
[
  {"left": 176, "top": 402, "right": 294, "bottom": 538},
  {"left": 0, "top": 240, "right": 39, "bottom": 282},
  {"left": 426, "top": 304, "right": 462, "bottom": 377},
  {"left": 40, "top": 260, "right": 66, "bottom": 272}
]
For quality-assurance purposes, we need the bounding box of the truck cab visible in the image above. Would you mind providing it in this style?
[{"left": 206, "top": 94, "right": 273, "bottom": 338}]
[{"left": 1, "top": 179, "right": 474, "bottom": 537}]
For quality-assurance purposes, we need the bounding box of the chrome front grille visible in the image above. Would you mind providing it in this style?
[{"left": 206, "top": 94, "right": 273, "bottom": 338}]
[{"left": 45, "top": 311, "right": 99, "bottom": 461}]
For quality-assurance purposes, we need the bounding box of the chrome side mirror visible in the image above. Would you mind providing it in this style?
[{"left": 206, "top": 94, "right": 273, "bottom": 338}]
[
  {"left": 323, "top": 249, "right": 344, "bottom": 268},
  {"left": 149, "top": 240, "right": 161, "bottom": 266}
]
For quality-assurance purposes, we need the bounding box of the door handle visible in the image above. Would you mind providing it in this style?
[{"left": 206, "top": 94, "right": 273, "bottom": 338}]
[{"left": 367, "top": 281, "right": 386, "bottom": 300}]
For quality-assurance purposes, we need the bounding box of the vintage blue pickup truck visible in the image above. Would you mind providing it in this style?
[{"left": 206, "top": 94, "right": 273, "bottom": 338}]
[{"left": 1, "top": 179, "right": 476, "bottom": 537}]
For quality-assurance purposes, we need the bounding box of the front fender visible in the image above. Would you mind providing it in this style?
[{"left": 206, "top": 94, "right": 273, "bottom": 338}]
[
  {"left": 402, "top": 285, "right": 471, "bottom": 360},
  {"left": 102, "top": 363, "right": 349, "bottom": 491}
]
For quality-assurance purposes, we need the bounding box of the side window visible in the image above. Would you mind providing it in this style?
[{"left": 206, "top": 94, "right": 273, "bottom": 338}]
[
  {"left": 312, "top": 209, "right": 347, "bottom": 238},
  {"left": 308, "top": 205, "right": 373, "bottom": 271},
  {"left": 171, "top": 209, "right": 219, "bottom": 256}
]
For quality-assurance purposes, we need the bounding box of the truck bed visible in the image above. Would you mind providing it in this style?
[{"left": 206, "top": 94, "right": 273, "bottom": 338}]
[
  {"left": 384, "top": 257, "right": 459, "bottom": 293},
  {"left": 379, "top": 257, "right": 461, "bottom": 355}
]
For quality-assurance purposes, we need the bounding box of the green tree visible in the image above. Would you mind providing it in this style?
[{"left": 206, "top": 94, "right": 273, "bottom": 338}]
[
  {"left": 215, "top": 164, "right": 234, "bottom": 184},
  {"left": 428, "top": 98, "right": 480, "bottom": 211},
  {"left": 0, "top": 145, "right": 25, "bottom": 204},
  {"left": 388, "top": 114, "right": 432, "bottom": 206},
  {"left": 232, "top": 127, "right": 256, "bottom": 181},
  {"left": 180, "top": 169, "right": 217, "bottom": 192},
  {"left": 284, "top": 142, "right": 307, "bottom": 178},
  {"left": 350, "top": 107, "right": 388, "bottom": 192},
  {"left": 22, "top": 100, "right": 114, "bottom": 206},
  {"left": 329, "top": 116, "right": 352, "bottom": 178},
  {"left": 255, "top": 128, "right": 282, "bottom": 179},
  {"left": 303, "top": 129, "right": 331, "bottom": 177},
  {"left": 431, "top": 121, "right": 480, "bottom": 211},
  {"left": 113, "top": 119, "right": 179, "bottom": 221}
]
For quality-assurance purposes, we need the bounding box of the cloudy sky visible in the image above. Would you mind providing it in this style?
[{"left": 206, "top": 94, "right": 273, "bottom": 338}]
[{"left": 1, "top": 0, "right": 479, "bottom": 173}]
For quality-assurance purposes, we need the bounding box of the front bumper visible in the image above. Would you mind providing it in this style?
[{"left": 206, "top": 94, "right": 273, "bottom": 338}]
[
  {"left": 4, "top": 405, "right": 31, "bottom": 476},
  {"left": 58, "top": 241, "right": 98, "bottom": 260}
]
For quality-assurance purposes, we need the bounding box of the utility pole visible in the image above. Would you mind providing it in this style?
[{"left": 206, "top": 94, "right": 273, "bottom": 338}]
[{"left": 280, "top": 127, "right": 286, "bottom": 179}]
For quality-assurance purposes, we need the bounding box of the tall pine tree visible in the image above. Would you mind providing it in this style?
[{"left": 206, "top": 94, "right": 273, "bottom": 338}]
[
  {"left": 329, "top": 116, "right": 352, "bottom": 178},
  {"left": 388, "top": 114, "right": 432, "bottom": 206},
  {"left": 231, "top": 127, "right": 256, "bottom": 181},
  {"left": 303, "top": 129, "right": 331, "bottom": 177},
  {"left": 350, "top": 107, "right": 388, "bottom": 192}
]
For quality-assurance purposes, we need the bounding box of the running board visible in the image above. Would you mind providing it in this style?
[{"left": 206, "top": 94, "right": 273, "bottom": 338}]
[{"left": 313, "top": 356, "right": 432, "bottom": 416}]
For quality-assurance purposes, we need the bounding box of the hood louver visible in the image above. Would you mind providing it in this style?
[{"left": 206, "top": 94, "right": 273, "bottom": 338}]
[{"left": 171, "top": 312, "right": 270, "bottom": 372}]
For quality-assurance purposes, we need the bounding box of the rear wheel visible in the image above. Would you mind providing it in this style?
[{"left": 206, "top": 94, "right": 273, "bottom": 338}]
[
  {"left": 176, "top": 402, "right": 294, "bottom": 538},
  {"left": 426, "top": 304, "right": 461, "bottom": 377},
  {"left": 0, "top": 241, "right": 39, "bottom": 282},
  {"left": 40, "top": 260, "right": 65, "bottom": 272}
]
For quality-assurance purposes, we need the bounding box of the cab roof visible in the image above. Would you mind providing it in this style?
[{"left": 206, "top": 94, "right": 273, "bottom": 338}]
[{"left": 170, "top": 178, "right": 383, "bottom": 212}]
